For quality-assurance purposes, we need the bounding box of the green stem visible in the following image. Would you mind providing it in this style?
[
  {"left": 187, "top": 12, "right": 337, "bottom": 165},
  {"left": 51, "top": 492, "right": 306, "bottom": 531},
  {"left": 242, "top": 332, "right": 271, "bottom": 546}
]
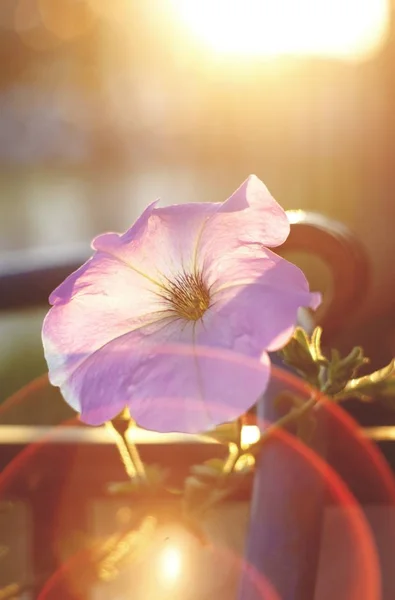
[
  {"left": 249, "top": 384, "right": 330, "bottom": 457},
  {"left": 222, "top": 442, "right": 239, "bottom": 476},
  {"left": 124, "top": 431, "right": 146, "bottom": 481},
  {"left": 260, "top": 395, "right": 317, "bottom": 443},
  {"left": 105, "top": 421, "right": 139, "bottom": 480},
  {"left": 187, "top": 386, "right": 329, "bottom": 521}
]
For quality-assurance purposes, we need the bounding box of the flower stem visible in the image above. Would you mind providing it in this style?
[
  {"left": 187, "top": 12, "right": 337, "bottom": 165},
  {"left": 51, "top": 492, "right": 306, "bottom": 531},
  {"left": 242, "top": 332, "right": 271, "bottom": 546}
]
[
  {"left": 222, "top": 442, "right": 239, "bottom": 476},
  {"left": 259, "top": 394, "right": 317, "bottom": 444},
  {"left": 250, "top": 385, "right": 329, "bottom": 456},
  {"left": 105, "top": 421, "right": 138, "bottom": 480},
  {"left": 125, "top": 421, "right": 146, "bottom": 480}
]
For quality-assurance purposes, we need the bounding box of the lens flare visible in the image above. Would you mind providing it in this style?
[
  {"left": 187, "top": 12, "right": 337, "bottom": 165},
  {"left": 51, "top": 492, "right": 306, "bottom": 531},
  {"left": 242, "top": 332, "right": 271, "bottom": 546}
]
[
  {"left": 159, "top": 545, "right": 182, "bottom": 583},
  {"left": 240, "top": 425, "right": 260, "bottom": 449}
]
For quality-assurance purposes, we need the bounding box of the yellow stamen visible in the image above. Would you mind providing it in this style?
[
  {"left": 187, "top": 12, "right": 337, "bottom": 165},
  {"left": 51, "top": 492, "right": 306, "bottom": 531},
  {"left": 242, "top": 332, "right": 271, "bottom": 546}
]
[{"left": 160, "top": 271, "right": 210, "bottom": 321}]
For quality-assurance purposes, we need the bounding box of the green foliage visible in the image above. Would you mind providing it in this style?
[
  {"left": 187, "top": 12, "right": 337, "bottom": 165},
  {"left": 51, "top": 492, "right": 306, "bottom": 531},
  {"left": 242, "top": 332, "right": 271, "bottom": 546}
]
[
  {"left": 278, "top": 327, "right": 395, "bottom": 434},
  {"left": 336, "top": 359, "right": 395, "bottom": 405},
  {"left": 325, "top": 346, "right": 369, "bottom": 395},
  {"left": 279, "top": 326, "right": 372, "bottom": 396},
  {"left": 107, "top": 465, "right": 169, "bottom": 496},
  {"left": 279, "top": 327, "right": 322, "bottom": 386}
]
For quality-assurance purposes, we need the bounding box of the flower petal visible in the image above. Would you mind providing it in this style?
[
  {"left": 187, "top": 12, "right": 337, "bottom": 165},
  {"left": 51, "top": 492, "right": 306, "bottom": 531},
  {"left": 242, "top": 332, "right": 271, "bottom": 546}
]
[
  {"left": 63, "top": 317, "right": 270, "bottom": 433},
  {"left": 86, "top": 176, "right": 287, "bottom": 287},
  {"left": 198, "top": 247, "right": 321, "bottom": 355},
  {"left": 207, "top": 244, "right": 320, "bottom": 297},
  {"left": 198, "top": 175, "right": 290, "bottom": 271},
  {"left": 42, "top": 175, "right": 319, "bottom": 433},
  {"left": 42, "top": 252, "right": 166, "bottom": 399},
  {"left": 43, "top": 201, "right": 220, "bottom": 420},
  {"left": 93, "top": 201, "right": 217, "bottom": 282}
]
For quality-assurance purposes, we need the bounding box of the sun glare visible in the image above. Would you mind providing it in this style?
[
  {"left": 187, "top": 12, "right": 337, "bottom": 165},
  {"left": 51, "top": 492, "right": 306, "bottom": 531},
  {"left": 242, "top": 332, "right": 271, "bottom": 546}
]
[
  {"left": 159, "top": 545, "right": 182, "bottom": 584},
  {"left": 170, "top": 0, "right": 389, "bottom": 60},
  {"left": 240, "top": 425, "right": 260, "bottom": 449}
]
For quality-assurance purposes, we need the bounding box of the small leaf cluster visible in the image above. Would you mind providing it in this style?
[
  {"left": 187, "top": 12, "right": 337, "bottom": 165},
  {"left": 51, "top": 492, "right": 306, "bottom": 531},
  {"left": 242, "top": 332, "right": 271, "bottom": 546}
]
[{"left": 280, "top": 327, "right": 395, "bottom": 405}]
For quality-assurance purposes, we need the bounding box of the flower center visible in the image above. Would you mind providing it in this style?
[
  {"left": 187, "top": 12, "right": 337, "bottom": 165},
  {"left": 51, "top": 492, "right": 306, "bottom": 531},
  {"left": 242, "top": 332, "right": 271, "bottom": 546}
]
[{"left": 162, "top": 271, "right": 210, "bottom": 321}]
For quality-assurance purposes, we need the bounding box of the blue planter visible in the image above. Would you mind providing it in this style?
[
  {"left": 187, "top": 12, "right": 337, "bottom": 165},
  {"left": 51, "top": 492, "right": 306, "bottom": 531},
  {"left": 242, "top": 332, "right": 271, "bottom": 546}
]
[{"left": 238, "top": 371, "right": 325, "bottom": 600}]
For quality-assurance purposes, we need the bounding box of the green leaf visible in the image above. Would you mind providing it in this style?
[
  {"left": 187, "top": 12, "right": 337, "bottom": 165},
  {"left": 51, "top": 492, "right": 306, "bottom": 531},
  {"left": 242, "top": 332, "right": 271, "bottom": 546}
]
[
  {"left": 205, "top": 422, "right": 240, "bottom": 444},
  {"left": 338, "top": 359, "right": 395, "bottom": 402},
  {"left": 183, "top": 475, "right": 210, "bottom": 508},
  {"left": 144, "top": 464, "right": 169, "bottom": 486},
  {"left": 279, "top": 328, "right": 320, "bottom": 385},
  {"left": 310, "top": 327, "right": 327, "bottom": 363},
  {"left": 183, "top": 461, "right": 251, "bottom": 519},
  {"left": 326, "top": 346, "right": 369, "bottom": 395},
  {"left": 106, "top": 465, "right": 168, "bottom": 496},
  {"left": 189, "top": 459, "right": 226, "bottom": 482},
  {"left": 376, "top": 374, "right": 395, "bottom": 406},
  {"left": 107, "top": 481, "right": 141, "bottom": 495},
  {"left": 294, "top": 327, "right": 312, "bottom": 352},
  {"left": 233, "top": 453, "right": 255, "bottom": 473}
]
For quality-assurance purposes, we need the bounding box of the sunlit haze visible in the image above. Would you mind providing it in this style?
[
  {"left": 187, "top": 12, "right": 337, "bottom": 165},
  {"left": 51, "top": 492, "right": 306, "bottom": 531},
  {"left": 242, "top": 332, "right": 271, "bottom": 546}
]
[
  {"left": 159, "top": 545, "right": 182, "bottom": 583},
  {"left": 170, "top": 0, "right": 389, "bottom": 60}
]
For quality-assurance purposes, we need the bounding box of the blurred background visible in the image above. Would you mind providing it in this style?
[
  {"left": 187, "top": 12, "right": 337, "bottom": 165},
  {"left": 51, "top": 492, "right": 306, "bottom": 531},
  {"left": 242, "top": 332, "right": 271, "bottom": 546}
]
[{"left": 1, "top": 0, "right": 395, "bottom": 405}]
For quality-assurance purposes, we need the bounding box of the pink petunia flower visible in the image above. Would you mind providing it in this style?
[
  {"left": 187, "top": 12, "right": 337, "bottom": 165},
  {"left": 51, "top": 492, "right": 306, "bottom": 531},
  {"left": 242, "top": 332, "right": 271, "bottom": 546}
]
[{"left": 42, "top": 175, "right": 321, "bottom": 433}]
